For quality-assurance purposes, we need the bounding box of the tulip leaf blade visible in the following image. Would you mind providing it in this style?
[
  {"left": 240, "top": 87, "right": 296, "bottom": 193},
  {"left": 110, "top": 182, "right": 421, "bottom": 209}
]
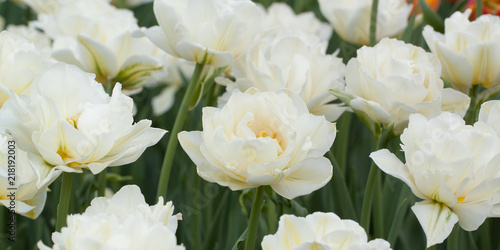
[
  {"left": 231, "top": 227, "right": 249, "bottom": 250},
  {"left": 401, "top": 4, "right": 419, "bottom": 43},
  {"left": 420, "top": 0, "right": 444, "bottom": 33}
]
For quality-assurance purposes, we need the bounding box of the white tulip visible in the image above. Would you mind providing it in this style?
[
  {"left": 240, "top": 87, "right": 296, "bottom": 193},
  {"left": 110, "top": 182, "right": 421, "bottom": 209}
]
[
  {"left": 262, "top": 212, "right": 392, "bottom": 250},
  {"left": 37, "top": 185, "right": 184, "bottom": 250},
  {"left": 318, "top": 0, "right": 412, "bottom": 45},
  {"left": 178, "top": 89, "right": 335, "bottom": 199},
  {"left": 6, "top": 25, "right": 52, "bottom": 55},
  {"left": 34, "top": 0, "right": 167, "bottom": 94},
  {"left": 341, "top": 38, "right": 470, "bottom": 134},
  {"left": 423, "top": 9, "right": 500, "bottom": 92},
  {"left": 0, "top": 30, "right": 53, "bottom": 107},
  {"left": 9, "top": 0, "right": 66, "bottom": 14},
  {"left": 143, "top": 0, "right": 263, "bottom": 67},
  {"left": 219, "top": 33, "right": 346, "bottom": 122},
  {"left": 371, "top": 112, "right": 500, "bottom": 247},
  {"left": 479, "top": 100, "right": 500, "bottom": 137},
  {"left": 0, "top": 63, "right": 166, "bottom": 174},
  {"left": 261, "top": 2, "right": 332, "bottom": 42},
  {"left": 0, "top": 133, "right": 60, "bottom": 219}
]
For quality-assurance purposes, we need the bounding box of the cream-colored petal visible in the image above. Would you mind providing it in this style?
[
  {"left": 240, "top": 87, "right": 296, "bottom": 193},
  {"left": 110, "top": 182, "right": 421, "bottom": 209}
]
[
  {"left": 441, "top": 88, "right": 470, "bottom": 117},
  {"left": 370, "top": 149, "right": 426, "bottom": 199},
  {"left": 272, "top": 157, "right": 332, "bottom": 199},
  {"left": 412, "top": 200, "right": 458, "bottom": 248}
]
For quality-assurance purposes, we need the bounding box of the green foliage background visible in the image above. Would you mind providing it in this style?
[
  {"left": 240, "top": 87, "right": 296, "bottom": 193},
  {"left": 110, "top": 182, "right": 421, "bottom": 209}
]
[{"left": 0, "top": 0, "right": 499, "bottom": 249}]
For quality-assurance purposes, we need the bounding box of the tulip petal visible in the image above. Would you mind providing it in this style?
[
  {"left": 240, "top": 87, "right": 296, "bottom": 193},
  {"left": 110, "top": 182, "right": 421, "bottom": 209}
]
[
  {"left": 453, "top": 199, "right": 490, "bottom": 231},
  {"left": 350, "top": 98, "right": 392, "bottom": 125},
  {"left": 433, "top": 41, "right": 473, "bottom": 88},
  {"left": 370, "top": 149, "right": 426, "bottom": 199},
  {"left": 261, "top": 214, "right": 316, "bottom": 249},
  {"left": 441, "top": 88, "right": 470, "bottom": 117},
  {"left": 272, "top": 157, "right": 332, "bottom": 199},
  {"left": 152, "top": 85, "right": 179, "bottom": 116},
  {"left": 143, "top": 26, "right": 176, "bottom": 56},
  {"left": 77, "top": 35, "right": 118, "bottom": 78},
  {"left": 412, "top": 200, "right": 458, "bottom": 247},
  {"left": 178, "top": 130, "right": 212, "bottom": 167},
  {"left": 179, "top": 130, "right": 251, "bottom": 190},
  {"left": 176, "top": 40, "right": 233, "bottom": 67},
  {"left": 294, "top": 114, "right": 336, "bottom": 159}
]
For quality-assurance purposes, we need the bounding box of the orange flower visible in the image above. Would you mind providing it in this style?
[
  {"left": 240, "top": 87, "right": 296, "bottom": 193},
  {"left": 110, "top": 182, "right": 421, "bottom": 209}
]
[
  {"left": 466, "top": 0, "right": 500, "bottom": 19},
  {"left": 409, "top": 0, "right": 441, "bottom": 13}
]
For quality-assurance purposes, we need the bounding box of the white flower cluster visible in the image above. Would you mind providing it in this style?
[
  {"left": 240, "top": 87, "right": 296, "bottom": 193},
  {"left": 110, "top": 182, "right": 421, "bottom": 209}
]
[
  {"left": 37, "top": 185, "right": 184, "bottom": 250},
  {"left": 32, "top": 0, "right": 168, "bottom": 94},
  {"left": 3, "top": 0, "right": 500, "bottom": 248},
  {"left": 262, "top": 212, "right": 391, "bottom": 250},
  {"left": 372, "top": 107, "right": 500, "bottom": 247}
]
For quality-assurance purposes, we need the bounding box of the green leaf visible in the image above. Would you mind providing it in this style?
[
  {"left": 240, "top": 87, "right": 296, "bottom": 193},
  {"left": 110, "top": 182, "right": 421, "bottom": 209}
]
[
  {"left": 290, "top": 200, "right": 308, "bottom": 217},
  {"left": 106, "top": 173, "right": 133, "bottom": 182},
  {"left": 420, "top": 0, "right": 444, "bottom": 33},
  {"left": 231, "top": 227, "right": 249, "bottom": 250},
  {"left": 401, "top": 6, "right": 418, "bottom": 43},
  {"left": 189, "top": 66, "right": 226, "bottom": 110},
  {"left": 189, "top": 76, "right": 205, "bottom": 111},
  {"left": 239, "top": 189, "right": 253, "bottom": 217}
]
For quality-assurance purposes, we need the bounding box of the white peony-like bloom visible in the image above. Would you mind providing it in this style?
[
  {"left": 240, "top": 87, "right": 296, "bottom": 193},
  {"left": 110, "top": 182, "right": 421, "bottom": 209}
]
[
  {"left": 0, "top": 63, "right": 166, "bottom": 174},
  {"left": 37, "top": 185, "right": 184, "bottom": 250},
  {"left": 318, "top": 0, "right": 412, "bottom": 45},
  {"left": 34, "top": 0, "right": 167, "bottom": 94},
  {"left": 423, "top": 9, "right": 500, "bottom": 92},
  {"left": 0, "top": 133, "right": 60, "bottom": 219},
  {"left": 178, "top": 89, "right": 335, "bottom": 199},
  {"left": 6, "top": 25, "right": 52, "bottom": 55},
  {"left": 144, "top": 0, "right": 263, "bottom": 67},
  {"left": 340, "top": 38, "right": 470, "bottom": 134},
  {"left": 0, "top": 30, "right": 53, "bottom": 107},
  {"left": 261, "top": 2, "right": 332, "bottom": 42},
  {"left": 262, "top": 212, "right": 392, "bottom": 250},
  {"left": 371, "top": 112, "right": 500, "bottom": 247},
  {"left": 478, "top": 100, "right": 500, "bottom": 136},
  {"left": 9, "top": 0, "right": 65, "bottom": 14},
  {"left": 219, "top": 33, "right": 346, "bottom": 122}
]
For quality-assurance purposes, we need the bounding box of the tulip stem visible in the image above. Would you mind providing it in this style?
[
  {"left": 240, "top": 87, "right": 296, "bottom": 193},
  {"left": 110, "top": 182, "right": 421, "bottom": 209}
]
[
  {"left": 97, "top": 168, "right": 107, "bottom": 197},
  {"left": 360, "top": 124, "right": 393, "bottom": 234},
  {"left": 245, "top": 186, "right": 265, "bottom": 250},
  {"left": 369, "top": 0, "right": 379, "bottom": 46},
  {"left": 333, "top": 113, "right": 352, "bottom": 175},
  {"left": 56, "top": 172, "right": 74, "bottom": 232},
  {"left": 476, "top": 0, "right": 482, "bottom": 19},
  {"left": 465, "top": 85, "right": 479, "bottom": 125},
  {"left": 156, "top": 62, "right": 206, "bottom": 200}
]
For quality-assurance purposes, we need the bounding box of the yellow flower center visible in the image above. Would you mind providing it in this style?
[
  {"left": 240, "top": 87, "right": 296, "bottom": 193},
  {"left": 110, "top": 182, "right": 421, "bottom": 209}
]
[
  {"left": 256, "top": 130, "right": 277, "bottom": 139},
  {"left": 255, "top": 128, "right": 285, "bottom": 152},
  {"left": 56, "top": 147, "right": 72, "bottom": 161},
  {"left": 66, "top": 113, "right": 81, "bottom": 129}
]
